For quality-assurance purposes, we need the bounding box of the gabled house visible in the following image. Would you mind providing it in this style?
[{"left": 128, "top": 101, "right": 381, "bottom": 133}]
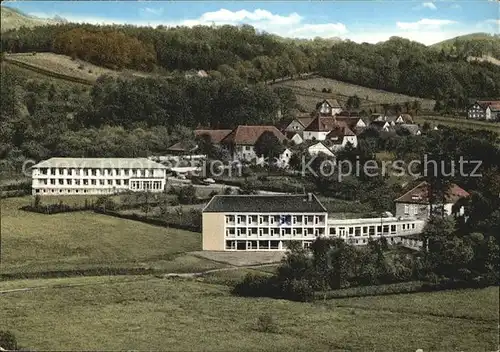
[
  {"left": 335, "top": 116, "right": 368, "bottom": 131},
  {"left": 285, "top": 131, "right": 304, "bottom": 145},
  {"left": 467, "top": 101, "right": 500, "bottom": 121},
  {"left": 369, "top": 120, "right": 392, "bottom": 133},
  {"left": 195, "top": 129, "right": 232, "bottom": 144},
  {"left": 220, "top": 125, "right": 289, "bottom": 166},
  {"left": 276, "top": 118, "right": 308, "bottom": 134},
  {"left": 394, "top": 181, "right": 469, "bottom": 219},
  {"left": 307, "top": 142, "right": 336, "bottom": 157},
  {"left": 303, "top": 115, "right": 338, "bottom": 141},
  {"left": 325, "top": 124, "right": 358, "bottom": 151},
  {"left": 316, "top": 99, "right": 343, "bottom": 116}
]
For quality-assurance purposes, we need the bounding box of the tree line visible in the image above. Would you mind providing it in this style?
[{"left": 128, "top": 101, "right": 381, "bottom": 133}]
[{"left": 2, "top": 23, "right": 499, "bottom": 103}]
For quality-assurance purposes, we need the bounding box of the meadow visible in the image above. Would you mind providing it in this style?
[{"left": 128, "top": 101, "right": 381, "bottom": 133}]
[
  {"left": 415, "top": 115, "right": 500, "bottom": 135},
  {"left": 274, "top": 76, "right": 436, "bottom": 111},
  {"left": 0, "top": 276, "right": 497, "bottom": 351},
  {"left": 0, "top": 196, "right": 222, "bottom": 276}
]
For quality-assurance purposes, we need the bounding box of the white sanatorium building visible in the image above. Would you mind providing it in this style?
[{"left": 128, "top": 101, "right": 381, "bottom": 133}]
[
  {"left": 31, "top": 158, "right": 167, "bottom": 195},
  {"left": 202, "top": 194, "right": 425, "bottom": 251}
]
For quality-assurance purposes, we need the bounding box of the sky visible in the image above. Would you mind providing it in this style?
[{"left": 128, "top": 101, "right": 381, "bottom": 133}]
[{"left": 4, "top": 1, "right": 499, "bottom": 45}]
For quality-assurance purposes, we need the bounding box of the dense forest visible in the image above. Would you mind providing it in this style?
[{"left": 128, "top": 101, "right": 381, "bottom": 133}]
[{"left": 2, "top": 22, "right": 500, "bottom": 103}]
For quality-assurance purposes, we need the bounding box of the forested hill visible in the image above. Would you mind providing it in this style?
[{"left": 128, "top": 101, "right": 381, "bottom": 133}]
[
  {"left": 2, "top": 18, "right": 500, "bottom": 103},
  {"left": 431, "top": 33, "right": 500, "bottom": 60}
]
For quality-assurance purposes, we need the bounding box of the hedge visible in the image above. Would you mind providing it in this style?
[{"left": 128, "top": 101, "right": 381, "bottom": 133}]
[
  {"left": 0, "top": 189, "right": 30, "bottom": 199},
  {"left": 94, "top": 209, "right": 201, "bottom": 232}
]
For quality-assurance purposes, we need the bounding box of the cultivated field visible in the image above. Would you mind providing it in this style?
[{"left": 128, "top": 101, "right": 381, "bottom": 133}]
[
  {"left": 0, "top": 196, "right": 220, "bottom": 276},
  {"left": 0, "top": 276, "right": 497, "bottom": 351},
  {"left": 274, "top": 76, "right": 436, "bottom": 111}
]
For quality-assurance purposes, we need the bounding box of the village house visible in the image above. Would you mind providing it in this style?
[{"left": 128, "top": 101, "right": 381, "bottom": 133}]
[
  {"left": 369, "top": 120, "right": 392, "bottom": 133},
  {"left": 307, "top": 141, "right": 336, "bottom": 157},
  {"left": 398, "top": 124, "right": 421, "bottom": 136},
  {"left": 316, "top": 99, "right": 343, "bottom": 116},
  {"left": 467, "top": 101, "right": 500, "bottom": 121},
  {"left": 220, "top": 125, "right": 291, "bottom": 167},
  {"left": 325, "top": 123, "right": 358, "bottom": 151},
  {"left": 194, "top": 129, "right": 232, "bottom": 145},
  {"left": 394, "top": 181, "right": 469, "bottom": 219}
]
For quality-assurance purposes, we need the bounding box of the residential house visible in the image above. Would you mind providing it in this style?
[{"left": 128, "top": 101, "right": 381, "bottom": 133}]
[
  {"left": 220, "top": 125, "right": 289, "bottom": 166},
  {"left": 316, "top": 99, "right": 343, "bottom": 116},
  {"left": 31, "top": 158, "right": 167, "bottom": 196},
  {"left": 167, "top": 141, "right": 199, "bottom": 156},
  {"left": 194, "top": 129, "right": 232, "bottom": 144},
  {"left": 325, "top": 123, "right": 358, "bottom": 151},
  {"left": 467, "top": 101, "right": 500, "bottom": 121},
  {"left": 285, "top": 131, "right": 304, "bottom": 145},
  {"left": 369, "top": 120, "right": 392, "bottom": 133},
  {"left": 394, "top": 181, "right": 469, "bottom": 219},
  {"left": 307, "top": 141, "right": 336, "bottom": 157},
  {"left": 303, "top": 115, "right": 338, "bottom": 141}
]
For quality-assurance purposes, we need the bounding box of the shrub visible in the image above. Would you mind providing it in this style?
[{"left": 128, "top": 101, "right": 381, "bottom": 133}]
[
  {"left": 178, "top": 185, "right": 197, "bottom": 204},
  {"left": 88, "top": 69, "right": 93, "bottom": 73},
  {"left": 321, "top": 88, "right": 328, "bottom": 93},
  {"left": 208, "top": 190, "right": 219, "bottom": 198},
  {"left": 0, "top": 330, "right": 18, "bottom": 350},
  {"left": 78, "top": 64, "right": 84, "bottom": 70},
  {"left": 95, "top": 196, "right": 117, "bottom": 210},
  {"left": 281, "top": 278, "right": 315, "bottom": 302},
  {"left": 256, "top": 313, "right": 278, "bottom": 333}
]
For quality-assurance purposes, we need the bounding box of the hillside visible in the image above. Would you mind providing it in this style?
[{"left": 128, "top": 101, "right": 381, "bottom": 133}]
[
  {"left": 0, "top": 6, "right": 65, "bottom": 32},
  {"left": 273, "top": 75, "right": 435, "bottom": 111},
  {"left": 431, "top": 32, "right": 500, "bottom": 60},
  {"left": 4, "top": 52, "right": 154, "bottom": 84}
]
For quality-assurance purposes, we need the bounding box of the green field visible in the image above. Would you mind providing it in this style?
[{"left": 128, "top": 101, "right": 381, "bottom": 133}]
[
  {"left": 0, "top": 276, "right": 497, "bottom": 351},
  {"left": 0, "top": 196, "right": 220, "bottom": 276},
  {"left": 415, "top": 115, "right": 500, "bottom": 135}
]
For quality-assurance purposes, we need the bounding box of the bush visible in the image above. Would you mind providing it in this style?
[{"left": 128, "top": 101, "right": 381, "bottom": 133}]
[
  {"left": 281, "top": 278, "right": 315, "bottom": 302},
  {"left": 256, "top": 313, "right": 278, "bottom": 333},
  {"left": 208, "top": 190, "right": 219, "bottom": 198},
  {"left": 178, "top": 185, "right": 197, "bottom": 204},
  {"left": 0, "top": 330, "right": 18, "bottom": 350},
  {"left": 95, "top": 196, "right": 117, "bottom": 210},
  {"left": 78, "top": 64, "right": 84, "bottom": 70}
]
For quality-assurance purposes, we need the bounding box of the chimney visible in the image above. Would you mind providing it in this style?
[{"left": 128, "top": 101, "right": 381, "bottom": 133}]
[{"left": 307, "top": 193, "right": 313, "bottom": 202}]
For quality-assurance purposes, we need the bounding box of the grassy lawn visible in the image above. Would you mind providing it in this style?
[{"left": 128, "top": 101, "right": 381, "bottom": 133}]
[
  {"left": 0, "top": 277, "right": 497, "bottom": 351},
  {"left": 329, "top": 286, "right": 499, "bottom": 322},
  {"left": 0, "top": 197, "right": 216, "bottom": 275}
]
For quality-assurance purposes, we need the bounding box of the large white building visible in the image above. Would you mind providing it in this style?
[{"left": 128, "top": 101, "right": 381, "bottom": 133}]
[
  {"left": 202, "top": 194, "right": 425, "bottom": 251},
  {"left": 31, "top": 158, "right": 167, "bottom": 195}
]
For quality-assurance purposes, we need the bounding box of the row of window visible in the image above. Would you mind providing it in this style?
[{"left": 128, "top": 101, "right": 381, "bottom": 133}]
[
  {"left": 225, "top": 215, "right": 325, "bottom": 226},
  {"left": 38, "top": 179, "right": 129, "bottom": 186},
  {"left": 37, "top": 168, "right": 160, "bottom": 177},
  {"left": 34, "top": 188, "right": 116, "bottom": 194},
  {"left": 226, "top": 227, "right": 325, "bottom": 237}
]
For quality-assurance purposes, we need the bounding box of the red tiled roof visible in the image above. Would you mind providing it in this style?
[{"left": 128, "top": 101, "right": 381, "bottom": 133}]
[
  {"left": 220, "top": 125, "right": 286, "bottom": 146},
  {"left": 326, "top": 124, "right": 356, "bottom": 140},
  {"left": 395, "top": 181, "right": 469, "bottom": 204},
  {"left": 195, "top": 129, "right": 232, "bottom": 144},
  {"left": 304, "top": 116, "right": 338, "bottom": 132}
]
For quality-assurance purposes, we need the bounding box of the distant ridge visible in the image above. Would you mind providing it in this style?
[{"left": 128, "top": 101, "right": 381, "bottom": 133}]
[{"left": 1, "top": 5, "right": 66, "bottom": 32}]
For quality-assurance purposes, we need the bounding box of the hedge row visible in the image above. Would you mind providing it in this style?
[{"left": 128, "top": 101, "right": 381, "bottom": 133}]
[
  {"left": 94, "top": 209, "right": 201, "bottom": 232},
  {"left": 21, "top": 203, "right": 95, "bottom": 214},
  {"left": 315, "top": 274, "right": 499, "bottom": 300},
  {"left": 0, "top": 267, "right": 159, "bottom": 281},
  {"left": 0, "top": 189, "right": 30, "bottom": 199}
]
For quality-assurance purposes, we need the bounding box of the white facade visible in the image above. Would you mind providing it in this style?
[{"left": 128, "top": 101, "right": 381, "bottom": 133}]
[
  {"left": 308, "top": 142, "right": 335, "bottom": 157},
  {"left": 289, "top": 133, "right": 304, "bottom": 145},
  {"left": 303, "top": 131, "right": 329, "bottom": 141},
  {"left": 327, "top": 217, "right": 425, "bottom": 246},
  {"left": 233, "top": 145, "right": 291, "bottom": 168},
  {"left": 319, "top": 101, "right": 342, "bottom": 116},
  {"left": 31, "top": 158, "right": 167, "bottom": 195},
  {"left": 395, "top": 202, "right": 464, "bottom": 219},
  {"left": 223, "top": 212, "right": 328, "bottom": 250},
  {"left": 221, "top": 214, "right": 425, "bottom": 251}
]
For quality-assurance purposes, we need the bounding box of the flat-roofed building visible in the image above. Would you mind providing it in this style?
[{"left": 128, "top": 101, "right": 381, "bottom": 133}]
[
  {"left": 202, "top": 193, "right": 328, "bottom": 251},
  {"left": 327, "top": 216, "right": 426, "bottom": 246},
  {"left": 31, "top": 157, "right": 167, "bottom": 195}
]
